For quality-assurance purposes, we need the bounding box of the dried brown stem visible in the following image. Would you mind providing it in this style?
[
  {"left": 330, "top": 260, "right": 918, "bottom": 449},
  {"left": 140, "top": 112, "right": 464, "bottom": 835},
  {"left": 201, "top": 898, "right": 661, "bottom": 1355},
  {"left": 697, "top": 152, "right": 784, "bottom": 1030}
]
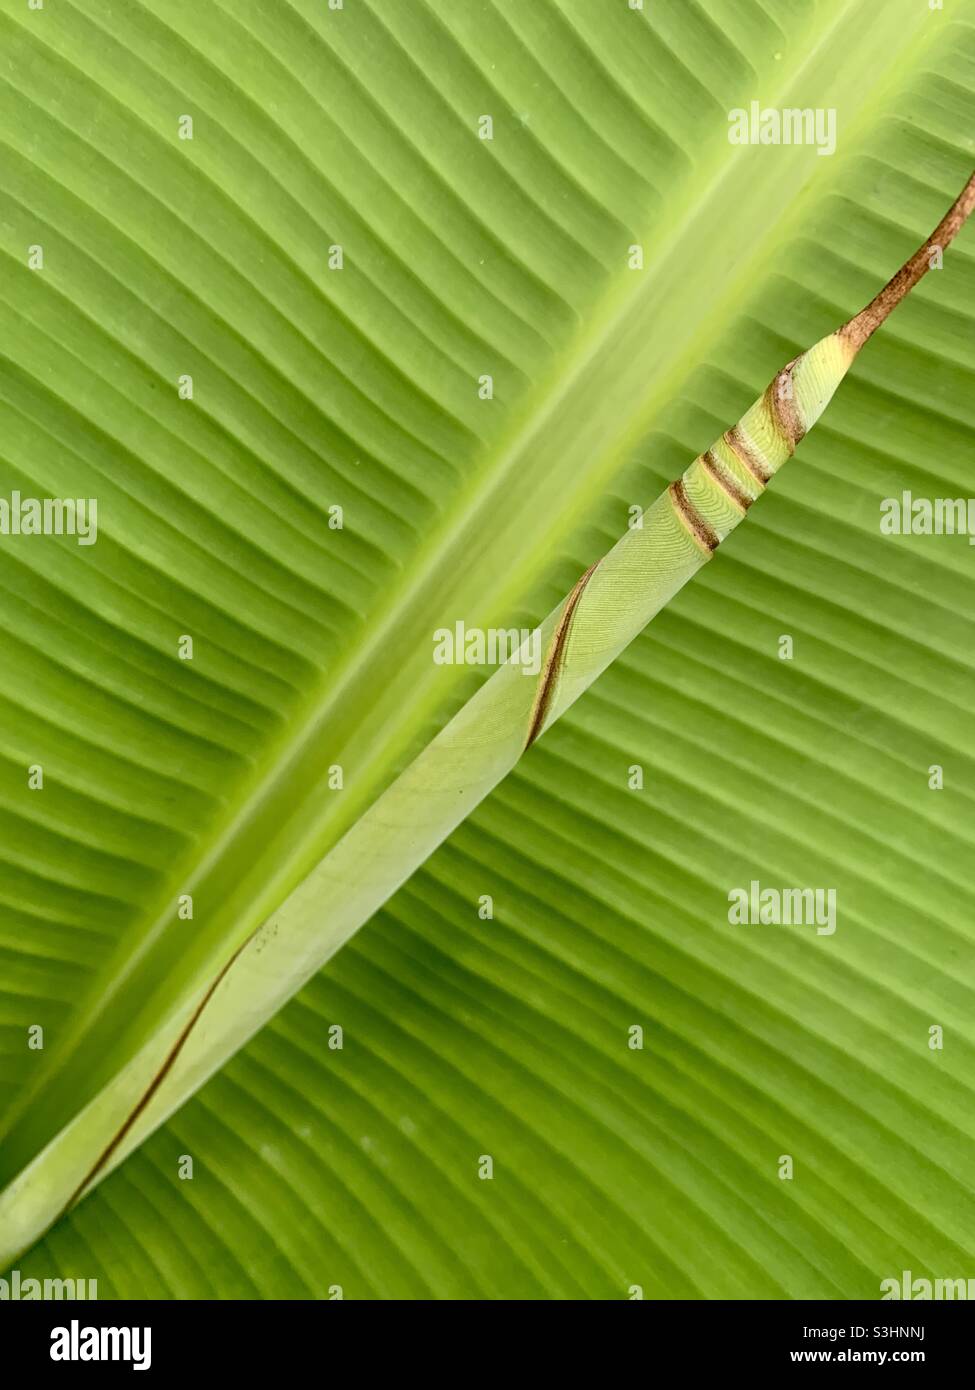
[{"left": 840, "top": 169, "right": 975, "bottom": 351}]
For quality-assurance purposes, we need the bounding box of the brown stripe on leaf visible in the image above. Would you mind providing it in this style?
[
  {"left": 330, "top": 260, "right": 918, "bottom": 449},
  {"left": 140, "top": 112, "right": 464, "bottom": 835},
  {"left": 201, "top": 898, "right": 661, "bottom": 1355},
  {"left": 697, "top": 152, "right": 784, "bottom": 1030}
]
[
  {"left": 669, "top": 479, "right": 719, "bottom": 555},
  {"left": 58, "top": 928, "right": 259, "bottom": 1218},
  {"left": 525, "top": 559, "right": 600, "bottom": 749},
  {"left": 699, "top": 449, "right": 752, "bottom": 512},
  {"left": 764, "top": 360, "right": 805, "bottom": 452},
  {"left": 722, "top": 425, "right": 772, "bottom": 485}
]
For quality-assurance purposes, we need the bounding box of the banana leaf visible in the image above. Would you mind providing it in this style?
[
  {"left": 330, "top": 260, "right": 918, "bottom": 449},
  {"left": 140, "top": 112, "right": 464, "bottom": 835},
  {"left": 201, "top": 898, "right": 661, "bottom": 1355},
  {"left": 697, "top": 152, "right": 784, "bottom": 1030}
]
[{"left": 1, "top": 0, "right": 974, "bottom": 1299}]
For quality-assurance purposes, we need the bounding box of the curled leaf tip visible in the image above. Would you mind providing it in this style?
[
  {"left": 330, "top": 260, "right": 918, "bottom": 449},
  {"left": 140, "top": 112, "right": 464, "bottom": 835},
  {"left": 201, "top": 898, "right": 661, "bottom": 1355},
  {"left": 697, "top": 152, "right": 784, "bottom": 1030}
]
[
  {"left": 840, "top": 167, "right": 975, "bottom": 351},
  {"left": 521, "top": 170, "right": 975, "bottom": 750}
]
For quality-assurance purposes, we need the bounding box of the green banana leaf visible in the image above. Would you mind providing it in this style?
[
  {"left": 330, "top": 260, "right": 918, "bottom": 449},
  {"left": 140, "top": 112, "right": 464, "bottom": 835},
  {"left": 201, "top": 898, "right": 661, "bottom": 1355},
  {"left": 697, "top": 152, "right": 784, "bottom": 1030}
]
[{"left": 2, "top": 0, "right": 974, "bottom": 1299}]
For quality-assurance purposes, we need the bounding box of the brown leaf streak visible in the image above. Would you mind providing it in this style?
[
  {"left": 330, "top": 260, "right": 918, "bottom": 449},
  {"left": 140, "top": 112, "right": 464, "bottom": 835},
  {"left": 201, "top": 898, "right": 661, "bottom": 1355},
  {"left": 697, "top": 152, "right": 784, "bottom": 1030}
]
[
  {"left": 669, "top": 479, "right": 719, "bottom": 554},
  {"left": 700, "top": 449, "right": 752, "bottom": 512},
  {"left": 525, "top": 559, "right": 601, "bottom": 749},
  {"left": 57, "top": 928, "right": 260, "bottom": 1220},
  {"left": 764, "top": 361, "right": 805, "bottom": 452},
  {"left": 723, "top": 425, "right": 772, "bottom": 485}
]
